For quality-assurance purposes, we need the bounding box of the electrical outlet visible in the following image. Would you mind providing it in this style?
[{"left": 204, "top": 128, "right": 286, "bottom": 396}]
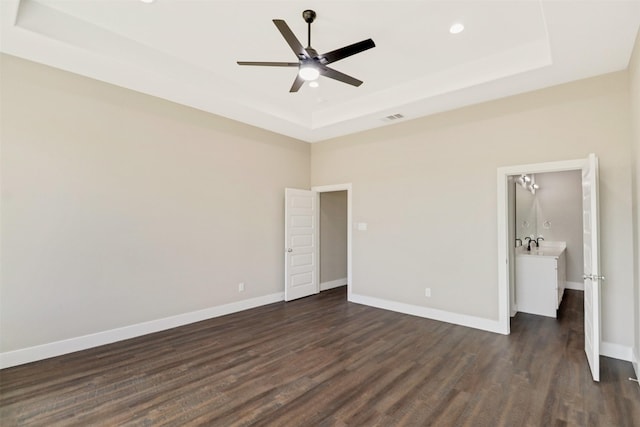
[
  {"left": 425, "top": 288, "right": 431, "bottom": 298},
  {"left": 238, "top": 282, "right": 245, "bottom": 292}
]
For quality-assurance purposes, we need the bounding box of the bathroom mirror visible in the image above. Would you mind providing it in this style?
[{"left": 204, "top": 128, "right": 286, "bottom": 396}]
[{"left": 515, "top": 178, "right": 538, "bottom": 244}]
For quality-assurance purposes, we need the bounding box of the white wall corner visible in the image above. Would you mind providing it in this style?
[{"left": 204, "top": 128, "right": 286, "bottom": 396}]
[
  {"left": 600, "top": 341, "right": 633, "bottom": 362},
  {"left": 0, "top": 292, "right": 284, "bottom": 369},
  {"left": 349, "top": 293, "right": 505, "bottom": 335},
  {"left": 320, "top": 278, "right": 347, "bottom": 291}
]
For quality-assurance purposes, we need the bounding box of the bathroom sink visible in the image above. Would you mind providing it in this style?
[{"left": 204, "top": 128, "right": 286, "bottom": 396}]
[
  {"left": 516, "top": 242, "right": 566, "bottom": 258},
  {"left": 520, "top": 250, "right": 544, "bottom": 256}
]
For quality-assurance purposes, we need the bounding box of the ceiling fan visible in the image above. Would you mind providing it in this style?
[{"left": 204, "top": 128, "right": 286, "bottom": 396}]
[{"left": 237, "top": 10, "right": 375, "bottom": 92}]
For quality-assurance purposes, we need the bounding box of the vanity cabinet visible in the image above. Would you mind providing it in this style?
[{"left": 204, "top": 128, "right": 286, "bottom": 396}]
[{"left": 515, "top": 245, "right": 566, "bottom": 318}]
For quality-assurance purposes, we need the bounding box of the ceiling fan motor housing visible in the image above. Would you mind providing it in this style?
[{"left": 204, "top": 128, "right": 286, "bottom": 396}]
[{"left": 303, "top": 10, "right": 316, "bottom": 24}]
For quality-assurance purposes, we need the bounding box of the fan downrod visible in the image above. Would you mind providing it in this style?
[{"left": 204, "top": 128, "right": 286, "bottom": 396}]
[{"left": 302, "top": 10, "right": 316, "bottom": 23}]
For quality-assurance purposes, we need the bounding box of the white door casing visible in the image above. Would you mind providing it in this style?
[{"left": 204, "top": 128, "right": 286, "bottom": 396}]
[
  {"left": 284, "top": 188, "right": 318, "bottom": 301},
  {"left": 582, "top": 153, "right": 602, "bottom": 382},
  {"left": 497, "top": 154, "right": 602, "bottom": 382},
  {"left": 497, "top": 158, "right": 585, "bottom": 334},
  {"left": 312, "top": 183, "right": 353, "bottom": 299}
]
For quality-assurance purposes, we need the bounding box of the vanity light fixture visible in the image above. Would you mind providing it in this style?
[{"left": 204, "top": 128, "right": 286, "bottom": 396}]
[{"left": 517, "top": 174, "right": 540, "bottom": 194}]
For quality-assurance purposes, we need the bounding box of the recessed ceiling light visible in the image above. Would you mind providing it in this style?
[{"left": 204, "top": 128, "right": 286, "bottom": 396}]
[
  {"left": 140, "top": 0, "right": 155, "bottom": 3},
  {"left": 450, "top": 23, "right": 464, "bottom": 34},
  {"left": 309, "top": 81, "right": 319, "bottom": 88}
]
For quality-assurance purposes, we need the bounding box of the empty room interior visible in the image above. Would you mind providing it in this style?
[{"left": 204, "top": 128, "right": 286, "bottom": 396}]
[{"left": 1, "top": 0, "right": 640, "bottom": 425}]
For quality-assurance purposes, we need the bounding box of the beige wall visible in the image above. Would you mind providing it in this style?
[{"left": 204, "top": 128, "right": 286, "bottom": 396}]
[
  {"left": 0, "top": 54, "right": 310, "bottom": 352},
  {"left": 320, "top": 191, "right": 348, "bottom": 284},
  {"left": 312, "top": 72, "right": 634, "bottom": 347},
  {"left": 629, "top": 29, "right": 640, "bottom": 372},
  {"left": 2, "top": 46, "right": 638, "bottom": 361}
]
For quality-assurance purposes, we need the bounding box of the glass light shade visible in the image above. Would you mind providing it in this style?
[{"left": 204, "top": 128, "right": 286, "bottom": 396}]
[
  {"left": 299, "top": 66, "right": 320, "bottom": 81},
  {"left": 449, "top": 23, "right": 464, "bottom": 34}
]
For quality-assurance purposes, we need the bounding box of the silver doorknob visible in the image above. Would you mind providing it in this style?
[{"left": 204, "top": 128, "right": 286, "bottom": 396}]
[{"left": 287, "top": 248, "right": 293, "bottom": 252}]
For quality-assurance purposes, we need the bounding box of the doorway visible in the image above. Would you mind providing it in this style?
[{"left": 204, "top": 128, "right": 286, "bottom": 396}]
[
  {"left": 313, "top": 184, "right": 352, "bottom": 298},
  {"left": 513, "top": 170, "right": 585, "bottom": 304},
  {"left": 319, "top": 190, "right": 348, "bottom": 294},
  {"left": 497, "top": 154, "right": 602, "bottom": 381},
  {"left": 284, "top": 184, "right": 352, "bottom": 301}
]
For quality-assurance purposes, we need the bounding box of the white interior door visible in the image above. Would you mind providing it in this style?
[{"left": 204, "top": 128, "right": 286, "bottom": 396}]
[
  {"left": 284, "top": 188, "right": 318, "bottom": 301},
  {"left": 582, "top": 153, "right": 602, "bottom": 382}
]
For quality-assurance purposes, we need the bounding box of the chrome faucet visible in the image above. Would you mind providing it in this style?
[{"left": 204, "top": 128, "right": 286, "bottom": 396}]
[
  {"left": 527, "top": 238, "right": 537, "bottom": 252},
  {"left": 515, "top": 238, "right": 522, "bottom": 247},
  {"left": 536, "top": 237, "right": 544, "bottom": 246}
]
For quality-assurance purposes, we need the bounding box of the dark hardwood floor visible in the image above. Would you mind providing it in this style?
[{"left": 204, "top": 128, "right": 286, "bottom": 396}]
[{"left": 1, "top": 287, "right": 638, "bottom": 426}]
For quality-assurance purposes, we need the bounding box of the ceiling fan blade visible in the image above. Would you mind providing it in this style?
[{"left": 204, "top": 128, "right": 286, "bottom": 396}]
[
  {"left": 289, "top": 75, "right": 305, "bottom": 92},
  {"left": 237, "top": 61, "right": 299, "bottom": 67},
  {"left": 321, "top": 39, "right": 375, "bottom": 64},
  {"left": 319, "top": 66, "right": 363, "bottom": 87},
  {"left": 273, "top": 19, "right": 309, "bottom": 59}
]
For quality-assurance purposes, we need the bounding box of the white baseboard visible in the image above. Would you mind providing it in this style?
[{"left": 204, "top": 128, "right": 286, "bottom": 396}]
[
  {"left": 349, "top": 293, "right": 504, "bottom": 334},
  {"left": 633, "top": 349, "right": 639, "bottom": 388},
  {"left": 2, "top": 290, "right": 632, "bottom": 369},
  {"left": 320, "top": 278, "right": 347, "bottom": 291},
  {"left": 0, "top": 292, "right": 284, "bottom": 369},
  {"left": 600, "top": 341, "right": 633, "bottom": 361},
  {"left": 348, "top": 294, "right": 636, "bottom": 361},
  {"left": 565, "top": 281, "right": 584, "bottom": 291}
]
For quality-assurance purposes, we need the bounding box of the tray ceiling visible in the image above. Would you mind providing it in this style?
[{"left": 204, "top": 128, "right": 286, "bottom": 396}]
[{"left": 1, "top": 0, "right": 639, "bottom": 142}]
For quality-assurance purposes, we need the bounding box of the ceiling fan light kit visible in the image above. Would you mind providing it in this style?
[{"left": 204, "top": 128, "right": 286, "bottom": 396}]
[
  {"left": 299, "top": 64, "right": 320, "bottom": 81},
  {"left": 237, "top": 10, "right": 375, "bottom": 92}
]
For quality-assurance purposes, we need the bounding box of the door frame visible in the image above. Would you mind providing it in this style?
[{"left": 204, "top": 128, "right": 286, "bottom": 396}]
[
  {"left": 497, "top": 157, "right": 587, "bottom": 334},
  {"left": 311, "top": 183, "right": 353, "bottom": 298}
]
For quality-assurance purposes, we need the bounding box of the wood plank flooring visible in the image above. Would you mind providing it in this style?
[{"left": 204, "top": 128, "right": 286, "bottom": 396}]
[{"left": 1, "top": 287, "right": 638, "bottom": 426}]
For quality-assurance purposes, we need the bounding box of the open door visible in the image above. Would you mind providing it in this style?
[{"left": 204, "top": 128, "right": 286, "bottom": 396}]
[
  {"left": 284, "top": 188, "right": 318, "bottom": 301},
  {"left": 582, "top": 153, "right": 603, "bottom": 382}
]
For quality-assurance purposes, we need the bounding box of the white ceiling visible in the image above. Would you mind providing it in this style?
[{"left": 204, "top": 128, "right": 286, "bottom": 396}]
[{"left": 1, "top": 0, "right": 639, "bottom": 143}]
